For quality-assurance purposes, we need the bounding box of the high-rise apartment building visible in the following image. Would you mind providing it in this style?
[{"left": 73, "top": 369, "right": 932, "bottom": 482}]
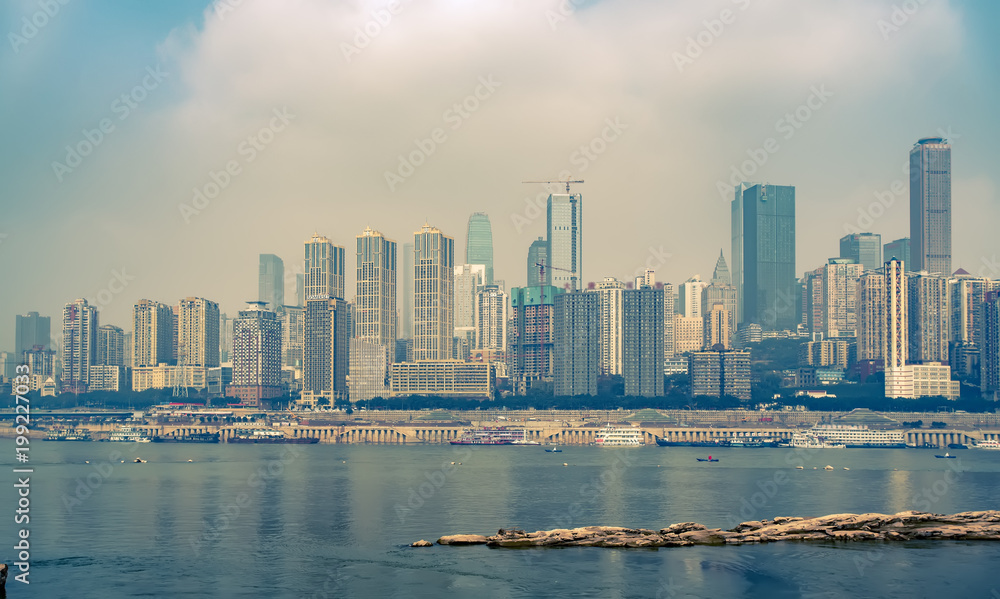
[
  {"left": 703, "top": 303, "right": 731, "bottom": 349},
  {"left": 907, "top": 272, "right": 949, "bottom": 363},
  {"left": 228, "top": 302, "right": 283, "bottom": 406},
  {"left": 856, "top": 272, "right": 886, "bottom": 362},
  {"left": 96, "top": 325, "right": 126, "bottom": 366},
  {"left": 349, "top": 337, "right": 389, "bottom": 401},
  {"left": 553, "top": 292, "right": 599, "bottom": 396},
  {"left": 623, "top": 284, "right": 664, "bottom": 397},
  {"left": 454, "top": 264, "right": 486, "bottom": 351},
  {"left": 840, "top": 233, "right": 882, "bottom": 272},
  {"left": 258, "top": 254, "right": 284, "bottom": 312},
  {"left": 546, "top": 193, "right": 582, "bottom": 291},
  {"left": 884, "top": 238, "right": 911, "bottom": 267},
  {"left": 475, "top": 285, "right": 507, "bottom": 354},
  {"left": 466, "top": 212, "right": 494, "bottom": 285},
  {"left": 884, "top": 259, "right": 910, "bottom": 398},
  {"left": 400, "top": 242, "right": 414, "bottom": 339},
  {"left": 176, "top": 297, "right": 220, "bottom": 368},
  {"left": 981, "top": 291, "right": 1000, "bottom": 399},
  {"left": 527, "top": 237, "right": 547, "bottom": 287},
  {"left": 413, "top": 224, "right": 454, "bottom": 361},
  {"left": 678, "top": 276, "right": 707, "bottom": 318},
  {"left": 689, "top": 349, "right": 751, "bottom": 400},
  {"left": 909, "top": 138, "right": 951, "bottom": 275},
  {"left": 732, "top": 183, "right": 797, "bottom": 329},
  {"left": 219, "top": 313, "right": 233, "bottom": 363},
  {"left": 302, "top": 296, "right": 349, "bottom": 402},
  {"left": 663, "top": 282, "right": 676, "bottom": 361},
  {"left": 356, "top": 227, "right": 397, "bottom": 355},
  {"left": 61, "top": 299, "right": 98, "bottom": 393},
  {"left": 281, "top": 306, "right": 304, "bottom": 369},
  {"left": 15, "top": 311, "right": 50, "bottom": 356},
  {"left": 508, "top": 286, "right": 562, "bottom": 394},
  {"left": 591, "top": 277, "right": 624, "bottom": 376},
  {"left": 304, "top": 233, "right": 346, "bottom": 300},
  {"left": 133, "top": 299, "right": 173, "bottom": 367}
]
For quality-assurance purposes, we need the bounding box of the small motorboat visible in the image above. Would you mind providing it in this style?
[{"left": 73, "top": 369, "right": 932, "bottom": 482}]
[
  {"left": 696, "top": 456, "right": 719, "bottom": 462},
  {"left": 545, "top": 446, "right": 562, "bottom": 453},
  {"left": 935, "top": 453, "right": 957, "bottom": 459},
  {"left": 134, "top": 457, "right": 146, "bottom": 463},
  {"left": 795, "top": 466, "right": 804, "bottom": 470}
]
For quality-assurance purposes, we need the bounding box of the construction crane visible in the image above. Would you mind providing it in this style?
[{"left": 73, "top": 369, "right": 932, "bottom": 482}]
[{"left": 522, "top": 179, "right": 585, "bottom": 194}]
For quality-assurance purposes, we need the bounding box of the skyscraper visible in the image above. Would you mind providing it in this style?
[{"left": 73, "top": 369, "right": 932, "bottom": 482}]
[
  {"left": 304, "top": 233, "right": 346, "bottom": 301},
  {"left": 228, "top": 302, "right": 283, "bottom": 407},
  {"left": 61, "top": 299, "right": 98, "bottom": 393},
  {"left": 553, "top": 292, "right": 599, "bottom": 396},
  {"left": 356, "top": 227, "right": 397, "bottom": 354},
  {"left": 623, "top": 284, "right": 664, "bottom": 397},
  {"left": 400, "top": 242, "right": 414, "bottom": 340},
  {"left": 15, "top": 312, "right": 50, "bottom": 356},
  {"left": 219, "top": 313, "right": 233, "bottom": 363},
  {"left": 133, "top": 299, "right": 173, "bottom": 367},
  {"left": 910, "top": 138, "right": 951, "bottom": 275},
  {"left": 907, "top": 272, "right": 949, "bottom": 363},
  {"left": 348, "top": 337, "right": 388, "bottom": 401},
  {"left": 689, "top": 348, "right": 751, "bottom": 399},
  {"left": 732, "top": 183, "right": 797, "bottom": 330},
  {"left": 527, "top": 237, "right": 547, "bottom": 286},
  {"left": 981, "top": 291, "right": 1000, "bottom": 399},
  {"left": 663, "top": 282, "right": 675, "bottom": 361},
  {"left": 546, "top": 193, "right": 582, "bottom": 291},
  {"left": 466, "top": 212, "right": 494, "bottom": 285},
  {"left": 856, "top": 271, "right": 886, "bottom": 362},
  {"left": 258, "top": 254, "right": 284, "bottom": 312},
  {"left": 884, "top": 238, "right": 910, "bottom": 266},
  {"left": 679, "top": 276, "right": 707, "bottom": 318},
  {"left": 280, "top": 305, "right": 304, "bottom": 369},
  {"left": 840, "top": 233, "right": 882, "bottom": 272},
  {"left": 303, "top": 296, "right": 349, "bottom": 402},
  {"left": 884, "top": 258, "right": 910, "bottom": 398},
  {"left": 454, "top": 264, "right": 486, "bottom": 351},
  {"left": 96, "top": 325, "right": 126, "bottom": 366},
  {"left": 711, "top": 250, "right": 732, "bottom": 285},
  {"left": 295, "top": 274, "right": 305, "bottom": 307},
  {"left": 705, "top": 252, "right": 738, "bottom": 337},
  {"left": 508, "top": 285, "right": 562, "bottom": 394},
  {"left": 475, "top": 285, "right": 507, "bottom": 355},
  {"left": 703, "top": 303, "right": 731, "bottom": 349},
  {"left": 413, "top": 223, "right": 455, "bottom": 361},
  {"left": 177, "top": 297, "right": 220, "bottom": 368},
  {"left": 593, "top": 277, "right": 625, "bottom": 376}
]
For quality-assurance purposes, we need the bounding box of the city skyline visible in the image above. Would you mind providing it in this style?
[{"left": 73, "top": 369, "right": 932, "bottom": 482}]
[{"left": 3, "top": 1, "right": 999, "bottom": 347}]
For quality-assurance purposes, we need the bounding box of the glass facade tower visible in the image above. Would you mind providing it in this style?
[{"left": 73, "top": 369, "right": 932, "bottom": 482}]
[
  {"left": 465, "top": 212, "right": 494, "bottom": 285},
  {"left": 909, "top": 138, "right": 951, "bottom": 275}
]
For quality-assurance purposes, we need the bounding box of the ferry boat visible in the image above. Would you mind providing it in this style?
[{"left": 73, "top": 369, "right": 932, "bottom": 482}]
[
  {"left": 972, "top": 439, "right": 1000, "bottom": 450},
  {"left": 46, "top": 428, "right": 92, "bottom": 441},
  {"left": 450, "top": 426, "right": 539, "bottom": 445},
  {"left": 229, "top": 428, "right": 319, "bottom": 444},
  {"left": 793, "top": 424, "right": 905, "bottom": 449},
  {"left": 594, "top": 426, "right": 644, "bottom": 447},
  {"left": 152, "top": 432, "right": 220, "bottom": 443},
  {"left": 108, "top": 425, "right": 152, "bottom": 443},
  {"left": 655, "top": 437, "right": 728, "bottom": 447},
  {"left": 789, "top": 432, "right": 846, "bottom": 449}
]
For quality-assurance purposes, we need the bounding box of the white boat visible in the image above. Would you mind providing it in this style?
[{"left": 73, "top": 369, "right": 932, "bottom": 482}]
[
  {"left": 972, "top": 439, "right": 1000, "bottom": 450},
  {"left": 789, "top": 432, "right": 846, "bottom": 449},
  {"left": 108, "top": 425, "right": 152, "bottom": 443},
  {"left": 595, "top": 425, "right": 644, "bottom": 447},
  {"left": 793, "top": 424, "right": 904, "bottom": 448}
]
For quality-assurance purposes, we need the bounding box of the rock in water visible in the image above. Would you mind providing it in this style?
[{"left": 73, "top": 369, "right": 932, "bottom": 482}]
[
  {"left": 435, "top": 511, "right": 1000, "bottom": 549},
  {"left": 410, "top": 540, "right": 433, "bottom": 547}
]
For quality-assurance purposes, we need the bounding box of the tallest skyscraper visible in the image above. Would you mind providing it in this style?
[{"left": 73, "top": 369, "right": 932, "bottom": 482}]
[
  {"left": 546, "top": 193, "right": 582, "bottom": 291},
  {"left": 909, "top": 137, "right": 952, "bottom": 275}
]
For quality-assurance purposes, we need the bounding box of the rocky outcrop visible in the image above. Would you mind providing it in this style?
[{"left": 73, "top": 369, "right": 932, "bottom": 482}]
[
  {"left": 410, "top": 540, "right": 433, "bottom": 547},
  {"left": 431, "top": 511, "right": 1000, "bottom": 548}
]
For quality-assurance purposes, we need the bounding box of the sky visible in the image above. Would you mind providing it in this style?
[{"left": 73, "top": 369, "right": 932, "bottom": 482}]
[{"left": 2, "top": 0, "right": 999, "bottom": 350}]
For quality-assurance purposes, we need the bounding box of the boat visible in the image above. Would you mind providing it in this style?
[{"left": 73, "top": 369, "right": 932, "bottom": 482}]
[
  {"left": 108, "top": 425, "right": 152, "bottom": 443},
  {"left": 46, "top": 428, "right": 92, "bottom": 441},
  {"left": 972, "top": 439, "right": 1000, "bottom": 450},
  {"left": 544, "top": 446, "right": 563, "bottom": 453},
  {"left": 133, "top": 457, "right": 146, "bottom": 463},
  {"left": 789, "top": 432, "right": 846, "bottom": 449},
  {"left": 229, "top": 428, "right": 319, "bottom": 444},
  {"left": 655, "top": 436, "right": 728, "bottom": 447},
  {"left": 152, "top": 432, "right": 220, "bottom": 443},
  {"left": 947, "top": 443, "right": 968, "bottom": 449},
  {"left": 449, "top": 426, "right": 538, "bottom": 445},
  {"left": 594, "top": 425, "right": 644, "bottom": 447},
  {"left": 802, "top": 424, "right": 906, "bottom": 448},
  {"left": 934, "top": 453, "right": 957, "bottom": 459},
  {"left": 696, "top": 456, "right": 719, "bottom": 462}
]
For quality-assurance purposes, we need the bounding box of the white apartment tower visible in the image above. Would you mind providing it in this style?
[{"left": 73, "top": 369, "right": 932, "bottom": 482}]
[{"left": 413, "top": 223, "right": 455, "bottom": 361}]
